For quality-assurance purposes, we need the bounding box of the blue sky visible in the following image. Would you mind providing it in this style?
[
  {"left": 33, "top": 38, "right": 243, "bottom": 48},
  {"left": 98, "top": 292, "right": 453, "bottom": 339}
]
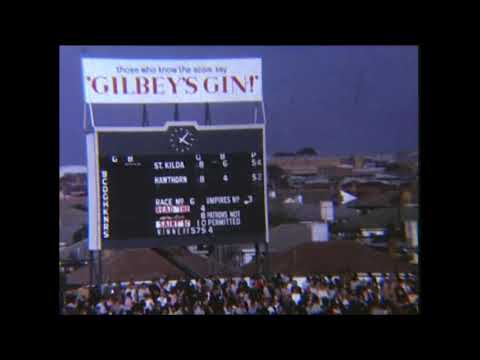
[{"left": 60, "top": 45, "right": 418, "bottom": 165}]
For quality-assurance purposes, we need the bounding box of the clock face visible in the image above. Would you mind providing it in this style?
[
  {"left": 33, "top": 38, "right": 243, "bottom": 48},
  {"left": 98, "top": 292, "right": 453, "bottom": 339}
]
[{"left": 168, "top": 127, "right": 196, "bottom": 152}]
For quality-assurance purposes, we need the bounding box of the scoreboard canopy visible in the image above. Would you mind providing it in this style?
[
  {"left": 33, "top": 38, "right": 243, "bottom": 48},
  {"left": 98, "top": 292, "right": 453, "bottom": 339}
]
[{"left": 87, "top": 121, "right": 268, "bottom": 250}]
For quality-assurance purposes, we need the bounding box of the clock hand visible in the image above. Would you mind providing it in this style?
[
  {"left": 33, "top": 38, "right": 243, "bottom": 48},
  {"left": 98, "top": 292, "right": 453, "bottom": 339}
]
[
  {"left": 179, "top": 130, "right": 190, "bottom": 142},
  {"left": 179, "top": 138, "right": 191, "bottom": 146}
]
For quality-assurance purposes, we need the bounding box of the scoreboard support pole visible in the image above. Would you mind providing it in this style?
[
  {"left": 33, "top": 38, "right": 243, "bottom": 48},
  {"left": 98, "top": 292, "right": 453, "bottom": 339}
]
[
  {"left": 264, "top": 241, "right": 271, "bottom": 279},
  {"left": 89, "top": 250, "right": 93, "bottom": 293},
  {"left": 84, "top": 103, "right": 105, "bottom": 292},
  {"left": 98, "top": 250, "right": 103, "bottom": 288},
  {"left": 174, "top": 104, "right": 179, "bottom": 121},
  {"left": 255, "top": 242, "right": 260, "bottom": 275}
]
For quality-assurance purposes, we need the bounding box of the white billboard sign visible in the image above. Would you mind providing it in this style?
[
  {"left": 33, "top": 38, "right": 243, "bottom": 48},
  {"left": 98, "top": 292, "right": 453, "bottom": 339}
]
[{"left": 81, "top": 58, "right": 262, "bottom": 104}]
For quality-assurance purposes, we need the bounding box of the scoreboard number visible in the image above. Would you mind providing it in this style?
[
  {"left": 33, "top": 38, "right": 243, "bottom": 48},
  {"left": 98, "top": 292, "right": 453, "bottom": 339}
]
[
  {"left": 252, "top": 173, "right": 263, "bottom": 182},
  {"left": 251, "top": 159, "right": 262, "bottom": 167}
]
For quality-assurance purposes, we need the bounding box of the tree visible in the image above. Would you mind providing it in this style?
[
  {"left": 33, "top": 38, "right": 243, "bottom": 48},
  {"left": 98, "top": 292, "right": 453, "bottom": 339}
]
[
  {"left": 273, "top": 152, "right": 295, "bottom": 157},
  {"left": 296, "top": 147, "right": 317, "bottom": 156},
  {"left": 267, "top": 164, "right": 285, "bottom": 180},
  {"left": 267, "top": 164, "right": 289, "bottom": 189},
  {"left": 72, "top": 224, "right": 87, "bottom": 244},
  {"left": 385, "top": 162, "right": 415, "bottom": 177}
]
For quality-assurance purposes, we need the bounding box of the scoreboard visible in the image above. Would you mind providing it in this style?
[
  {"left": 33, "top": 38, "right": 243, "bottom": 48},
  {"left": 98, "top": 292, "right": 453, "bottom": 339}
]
[{"left": 87, "top": 121, "right": 269, "bottom": 250}]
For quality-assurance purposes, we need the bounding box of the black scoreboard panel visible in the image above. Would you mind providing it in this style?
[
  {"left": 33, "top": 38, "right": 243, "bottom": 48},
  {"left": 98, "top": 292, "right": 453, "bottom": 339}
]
[{"left": 96, "top": 123, "right": 267, "bottom": 249}]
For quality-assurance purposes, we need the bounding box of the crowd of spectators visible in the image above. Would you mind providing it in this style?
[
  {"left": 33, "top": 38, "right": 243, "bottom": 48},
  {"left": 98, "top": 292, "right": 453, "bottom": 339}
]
[{"left": 61, "top": 273, "right": 419, "bottom": 315}]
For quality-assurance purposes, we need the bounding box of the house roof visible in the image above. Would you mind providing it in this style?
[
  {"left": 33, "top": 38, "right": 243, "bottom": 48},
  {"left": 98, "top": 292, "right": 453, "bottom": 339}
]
[
  {"left": 345, "top": 190, "right": 400, "bottom": 209},
  {"left": 242, "top": 241, "right": 417, "bottom": 275},
  {"left": 276, "top": 189, "right": 335, "bottom": 204},
  {"left": 60, "top": 165, "right": 87, "bottom": 178},
  {"left": 335, "top": 207, "right": 418, "bottom": 230},
  {"left": 334, "top": 206, "right": 359, "bottom": 219},
  {"left": 282, "top": 204, "right": 322, "bottom": 222},
  {"left": 267, "top": 223, "right": 312, "bottom": 252},
  {"left": 66, "top": 248, "right": 240, "bottom": 285}
]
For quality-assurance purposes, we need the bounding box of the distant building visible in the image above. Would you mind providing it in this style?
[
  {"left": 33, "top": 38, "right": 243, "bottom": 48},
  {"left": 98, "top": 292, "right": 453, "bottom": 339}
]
[
  {"left": 318, "top": 165, "right": 353, "bottom": 178},
  {"left": 354, "top": 155, "right": 364, "bottom": 169},
  {"left": 320, "top": 201, "right": 334, "bottom": 222},
  {"left": 341, "top": 178, "right": 397, "bottom": 197},
  {"left": 404, "top": 220, "right": 419, "bottom": 264},
  {"left": 364, "top": 153, "right": 397, "bottom": 163},
  {"left": 310, "top": 222, "right": 329, "bottom": 242},
  {"left": 269, "top": 155, "right": 342, "bottom": 176},
  {"left": 352, "top": 167, "right": 386, "bottom": 176},
  {"left": 60, "top": 165, "right": 87, "bottom": 177},
  {"left": 60, "top": 171, "right": 87, "bottom": 197}
]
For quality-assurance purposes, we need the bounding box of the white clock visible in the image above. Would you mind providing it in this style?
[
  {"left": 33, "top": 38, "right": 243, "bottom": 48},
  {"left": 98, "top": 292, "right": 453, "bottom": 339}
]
[{"left": 168, "top": 127, "right": 196, "bottom": 152}]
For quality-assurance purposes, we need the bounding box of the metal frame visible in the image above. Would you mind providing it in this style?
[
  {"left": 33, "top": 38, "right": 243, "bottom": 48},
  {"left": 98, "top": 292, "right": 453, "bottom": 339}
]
[
  {"left": 83, "top": 100, "right": 269, "bottom": 285},
  {"left": 94, "top": 120, "right": 266, "bottom": 132}
]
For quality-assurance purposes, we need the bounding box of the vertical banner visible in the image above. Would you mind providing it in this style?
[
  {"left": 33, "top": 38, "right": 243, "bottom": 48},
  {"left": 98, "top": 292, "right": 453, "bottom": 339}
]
[{"left": 86, "top": 133, "right": 101, "bottom": 250}]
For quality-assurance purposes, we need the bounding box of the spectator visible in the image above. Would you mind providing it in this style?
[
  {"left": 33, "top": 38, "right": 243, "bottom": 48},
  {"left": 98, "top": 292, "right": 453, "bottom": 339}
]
[
  {"left": 110, "top": 296, "right": 124, "bottom": 315},
  {"left": 95, "top": 297, "right": 108, "bottom": 315},
  {"left": 124, "top": 293, "right": 134, "bottom": 312},
  {"left": 61, "top": 273, "right": 419, "bottom": 315},
  {"left": 370, "top": 299, "right": 390, "bottom": 315},
  {"left": 193, "top": 302, "right": 206, "bottom": 315},
  {"left": 144, "top": 294, "right": 155, "bottom": 313},
  {"left": 62, "top": 294, "right": 79, "bottom": 315},
  {"left": 308, "top": 296, "right": 323, "bottom": 315},
  {"left": 125, "top": 280, "right": 137, "bottom": 302}
]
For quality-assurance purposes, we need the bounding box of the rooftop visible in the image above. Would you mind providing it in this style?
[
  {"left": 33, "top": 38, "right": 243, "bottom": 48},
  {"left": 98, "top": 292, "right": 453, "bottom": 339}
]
[{"left": 243, "top": 240, "right": 417, "bottom": 275}]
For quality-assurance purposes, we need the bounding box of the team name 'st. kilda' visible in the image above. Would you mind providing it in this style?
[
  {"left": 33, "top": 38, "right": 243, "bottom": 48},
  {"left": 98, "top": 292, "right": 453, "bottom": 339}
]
[{"left": 154, "top": 161, "right": 185, "bottom": 170}]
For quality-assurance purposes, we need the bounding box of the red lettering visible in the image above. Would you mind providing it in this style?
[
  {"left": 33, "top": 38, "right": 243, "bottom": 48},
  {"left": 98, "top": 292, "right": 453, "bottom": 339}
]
[
  {"left": 152, "top": 77, "right": 166, "bottom": 94},
  {"left": 222, "top": 76, "right": 228, "bottom": 93},
  {"left": 112, "top": 77, "right": 118, "bottom": 94},
  {"left": 121, "top": 77, "right": 135, "bottom": 95},
  {"left": 136, "top": 77, "right": 150, "bottom": 94},
  {"left": 231, "top": 76, "right": 247, "bottom": 93},
  {"left": 184, "top": 77, "right": 198, "bottom": 94},
  {"left": 204, "top": 77, "right": 219, "bottom": 93},
  {"left": 91, "top": 76, "right": 108, "bottom": 94},
  {"left": 167, "top": 77, "right": 179, "bottom": 94},
  {"left": 249, "top": 75, "right": 257, "bottom": 92}
]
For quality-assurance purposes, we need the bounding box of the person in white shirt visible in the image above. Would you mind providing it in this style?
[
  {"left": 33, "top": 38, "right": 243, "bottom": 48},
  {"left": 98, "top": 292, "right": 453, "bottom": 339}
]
[
  {"left": 157, "top": 290, "right": 169, "bottom": 308},
  {"left": 138, "top": 283, "right": 151, "bottom": 302},
  {"left": 228, "top": 280, "right": 237, "bottom": 295},
  {"left": 331, "top": 304, "right": 343, "bottom": 315},
  {"left": 224, "top": 304, "right": 234, "bottom": 315},
  {"left": 309, "top": 296, "right": 323, "bottom": 315},
  {"left": 125, "top": 282, "right": 137, "bottom": 302},
  {"left": 291, "top": 292, "right": 302, "bottom": 305},
  {"left": 247, "top": 299, "right": 258, "bottom": 314},
  {"left": 144, "top": 295, "right": 155, "bottom": 313},
  {"left": 169, "top": 292, "right": 178, "bottom": 307},
  {"left": 327, "top": 284, "right": 337, "bottom": 300},
  {"left": 96, "top": 299, "right": 107, "bottom": 315},
  {"left": 236, "top": 301, "right": 248, "bottom": 315},
  {"left": 193, "top": 302, "right": 205, "bottom": 315},
  {"left": 316, "top": 282, "right": 329, "bottom": 300},
  {"left": 123, "top": 293, "right": 134, "bottom": 312}
]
